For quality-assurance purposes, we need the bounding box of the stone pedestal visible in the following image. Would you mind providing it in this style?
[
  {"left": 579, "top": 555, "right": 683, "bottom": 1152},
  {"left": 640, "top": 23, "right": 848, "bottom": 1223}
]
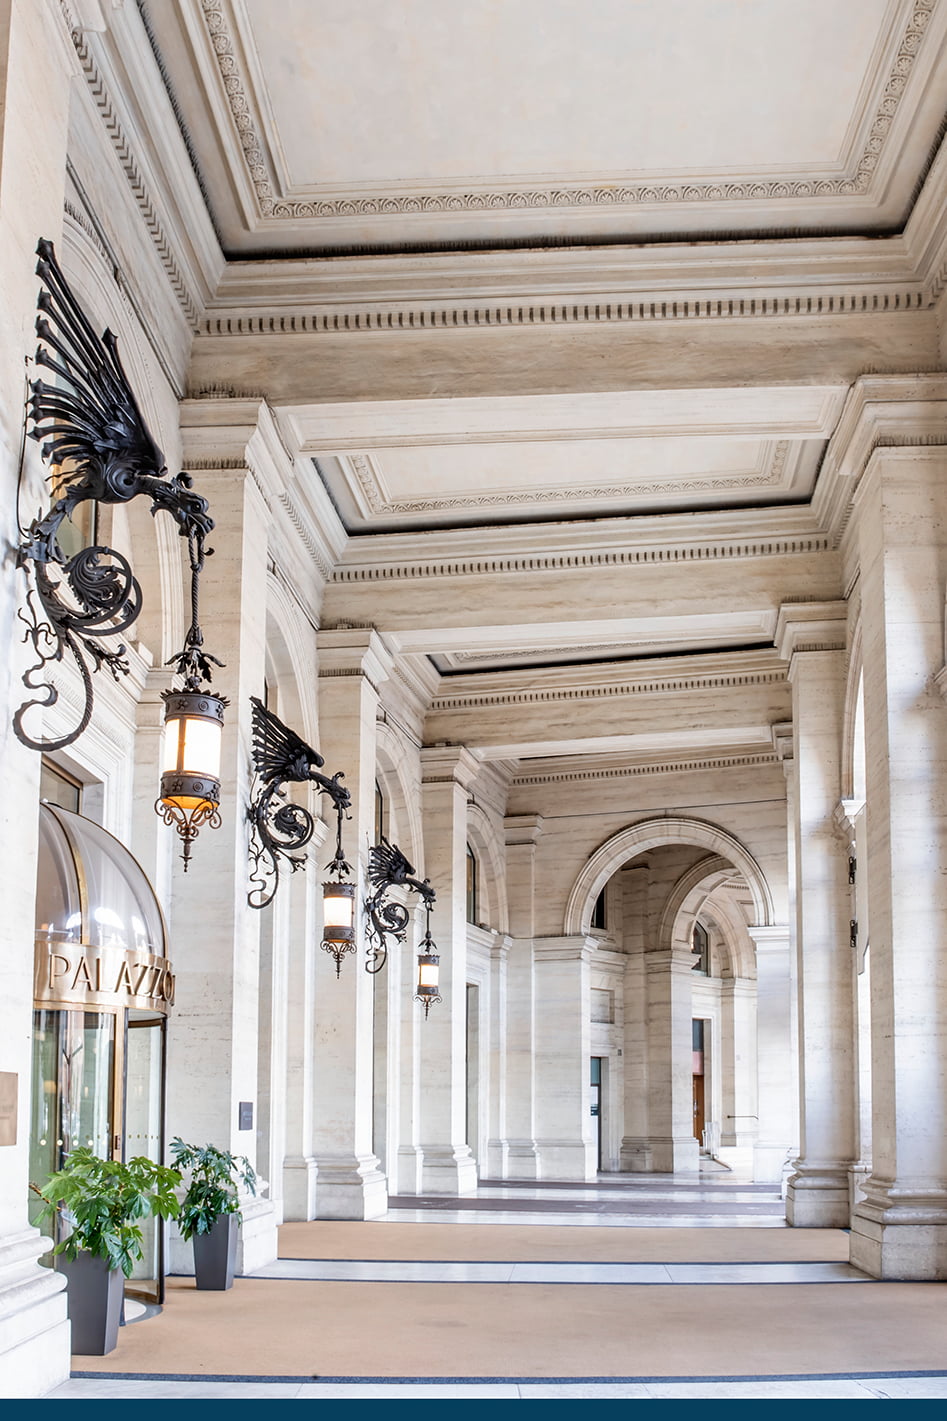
[{"left": 777, "top": 606, "right": 855, "bottom": 1228}]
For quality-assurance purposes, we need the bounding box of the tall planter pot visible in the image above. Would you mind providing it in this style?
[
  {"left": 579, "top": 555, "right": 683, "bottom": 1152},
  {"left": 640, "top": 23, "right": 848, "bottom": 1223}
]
[
  {"left": 57, "top": 1251, "right": 124, "bottom": 1355},
  {"left": 192, "top": 1213, "right": 239, "bottom": 1290}
]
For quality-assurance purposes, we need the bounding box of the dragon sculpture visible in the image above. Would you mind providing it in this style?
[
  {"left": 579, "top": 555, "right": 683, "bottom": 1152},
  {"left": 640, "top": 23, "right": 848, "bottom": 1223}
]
[{"left": 364, "top": 835, "right": 436, "bottom": 974}]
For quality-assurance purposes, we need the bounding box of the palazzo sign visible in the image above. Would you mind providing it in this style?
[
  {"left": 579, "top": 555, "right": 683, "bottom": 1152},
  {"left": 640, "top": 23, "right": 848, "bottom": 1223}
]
[{"left": 34, "top": 940, "right": 175, "bottom": 1014}]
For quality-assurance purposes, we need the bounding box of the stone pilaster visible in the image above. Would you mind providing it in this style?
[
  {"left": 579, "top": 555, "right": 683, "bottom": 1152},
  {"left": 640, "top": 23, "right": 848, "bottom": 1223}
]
[
  {"left": 644, "top": 946, "right": 701, "bottom": 1173},
  {"left": 849, "top": 448, "right": 947, "bottom": 1277},
  {"left": 533, "top": 936, "right": 597, "bottom": 1179},
  {"left": 620, "top": 864, "right": 652, "bottom": 1171},
  {"left": 777, "top": 603, "right": 856, "bottom": 1228},
  {"left": 749, "top": 926, "right": 794, "bottom": 1183},
  {"left": 719, "top": 977, "right": 757, "bottom": 1159},
  {"left": 499, "top": 814, "right": 543, "bottom": 1177},
  {"left": 485, "top": 933, "right": 511, "bottom": 1177},
  {"left": 417, "top": 746, "right": 480, "bottom": 1193},
  {"left": 312, "top": 629, "right": 393, "bottom": 1218}
]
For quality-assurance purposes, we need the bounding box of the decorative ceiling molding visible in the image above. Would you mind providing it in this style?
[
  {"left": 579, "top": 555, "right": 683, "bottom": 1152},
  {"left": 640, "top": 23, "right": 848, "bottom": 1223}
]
[
  {"left": 65, "top": 7, "right": 201, "bottom": 328},
  {"left": 343, "top": 443, "right": 791, "bottom": 518},
  {"left": 201, "top": 288, "right": 928, "bottom": 337},
  {"left": 198, "top": 0, "right": 934, "bottom": 221},
  {"left": 513, "top": 750, "right": 779, "bottom": 786},
  {"left": 431, "top": 666, "right": 786, "bottom": 715},
  {"left": 332, "top": 533, "right": 832, "bottom": 584}
]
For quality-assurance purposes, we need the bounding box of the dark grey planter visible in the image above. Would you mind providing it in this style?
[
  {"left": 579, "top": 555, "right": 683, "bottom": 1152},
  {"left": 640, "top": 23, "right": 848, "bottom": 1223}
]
[
  {"left": 192, "top": 1213, "right": 239, "bottom": 1290},
  {"left": 57, "top": 1251, "right": 124, "bottom": 1355}
]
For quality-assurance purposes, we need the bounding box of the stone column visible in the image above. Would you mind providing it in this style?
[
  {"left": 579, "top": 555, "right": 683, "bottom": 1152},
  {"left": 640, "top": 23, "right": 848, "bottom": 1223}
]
[
  {"left": 164, "top": 459, "right": 278, "bottom": 1273},
  {"left": 533, "top": 936, "right": 596, "bottom": 1179},
  {"left": 749, "top": 926, "right": 794, "bottom": 1183},
  {"left": 499, "top": 814, "right": 543, "bottom": 1176},
  {"left": 777, "top": 603, "right": 856, "bottom": 1228},
  {"left": 0, "top": 0, "right": 76, "bottom": 1393},
  {"left": 417, "top": 747, "right": 479, "bottom": 1194},
  {"left": 644, "top": 945, "right": 700, "bottom": 1173},
  {"left": 485, "top": 934, "right": 510, "bottom": 1177},
  {"left": 312, "top": 629, "right": 392, "bottom": 1219},
  {"left": 278, "top": 826, "right": 325, "bottom": 1220},
  {"left": 620, "top": 864, "right": 652, "bottom": 1170},
  {"left": 719, "top": 977, "right": 757, "bottom": 1161},
  {"left": 849, "top": 447, "right": 947, "bottom": 1278}
]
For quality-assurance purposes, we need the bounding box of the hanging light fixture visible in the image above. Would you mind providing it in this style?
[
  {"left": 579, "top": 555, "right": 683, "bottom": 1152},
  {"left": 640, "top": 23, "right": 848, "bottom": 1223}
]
[
  {"left": 321, "top": 808, "right": 356, "bottom": 977},
  {"left": 365, "top": 836, "right": 440, "bottom": 1016},
  {"left": 414, "top": 902, "right": 442, "bottom": 1020},
  {"left": 15, "top": 239, "right": 225, "bottom": 868}
]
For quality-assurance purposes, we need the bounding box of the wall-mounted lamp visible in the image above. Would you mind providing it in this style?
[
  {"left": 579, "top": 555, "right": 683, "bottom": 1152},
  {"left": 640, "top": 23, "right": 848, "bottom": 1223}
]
[
  {"left": 246, "top": 699, "right": 354, "bottom": 974},
  {"left": 15, "top": 239, "right": 224, "bottom": 868},
  {"left": 365, "top": 837, "right": 441, "bottom": 1016}
]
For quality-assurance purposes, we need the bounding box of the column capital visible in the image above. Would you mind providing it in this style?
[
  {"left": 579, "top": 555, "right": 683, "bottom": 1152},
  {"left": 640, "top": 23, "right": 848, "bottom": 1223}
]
[
  {"left": 533, "top": 935, "right": 595, "bottom": 964},
  {"left": 504, "top": 813, "right": 545, "bottom": 847},
  {"left": 770, "top": 720, "right": 794, "bottom": 762},
  {"left": 317, "top": 628, "right": 393, "bottom": 688},
  {"left": 746, "top": 925, "right": 790, "bottom": 953},
  {"left": 776, "top": 602, "right": 848, "bottom": 664},
  {"left": 419, "top": 744, "right": 482, "bottom": 791}
]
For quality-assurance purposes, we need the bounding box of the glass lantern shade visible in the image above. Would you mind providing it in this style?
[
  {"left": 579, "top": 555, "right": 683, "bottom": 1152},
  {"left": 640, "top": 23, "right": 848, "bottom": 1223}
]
[
  {"left": 156, "top": 689, "right": 226, "bottom": 869},
  {"left": 415, "top": 947, "right": 442, "bottom": 1018},
  {"left": 323, "top": 880, "right": 356, "bottom": 941}
]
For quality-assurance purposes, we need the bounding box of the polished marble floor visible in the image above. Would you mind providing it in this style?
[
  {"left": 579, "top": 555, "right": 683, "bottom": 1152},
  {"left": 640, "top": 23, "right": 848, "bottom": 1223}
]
[{"left": 42, "top": 1169, "right": 945, "bottom": 1403}]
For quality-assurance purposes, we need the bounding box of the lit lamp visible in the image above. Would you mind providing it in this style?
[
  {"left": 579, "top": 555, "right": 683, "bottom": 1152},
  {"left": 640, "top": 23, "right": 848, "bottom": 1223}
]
[
  {"left": 415, "top": 906, "right": 442, "bottom": 1020},
  {"left": 158, "top": 688, "right": 226, "bottom": 870},
  {"left": 322, "top": 878, "right": 357, "bottom": 976}
]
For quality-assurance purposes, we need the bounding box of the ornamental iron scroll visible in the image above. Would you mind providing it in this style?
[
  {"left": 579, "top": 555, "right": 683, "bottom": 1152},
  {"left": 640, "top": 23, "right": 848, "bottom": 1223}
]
[
  {"left": 364, "top": 836, "right": 436, "bottom": 975},
  {"left": 246, "top": 696, "right": 352, "bottom": 909},
  {"left": 14, "top": 238, "right": 220, "bottom": 752}
]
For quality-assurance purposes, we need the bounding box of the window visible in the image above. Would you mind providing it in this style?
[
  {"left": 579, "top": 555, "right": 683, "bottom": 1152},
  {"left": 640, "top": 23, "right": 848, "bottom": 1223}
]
[
  {"left": 466, "top": 842, "right": 478, "bottom": 924},
  {"left": 40, "top": 759, "right": 82, "bottom": 814},
  {"left": 692, "top": 920, "right": 709, "bottom": 975},
  {"left": 591, "top": 888, "right": 607, "bottom": 930}
]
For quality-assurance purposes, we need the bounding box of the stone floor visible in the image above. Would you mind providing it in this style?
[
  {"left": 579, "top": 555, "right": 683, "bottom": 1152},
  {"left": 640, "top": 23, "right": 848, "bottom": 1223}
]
[{"left": 44, "top": 1166, "right": 947, "bottom": 1402}]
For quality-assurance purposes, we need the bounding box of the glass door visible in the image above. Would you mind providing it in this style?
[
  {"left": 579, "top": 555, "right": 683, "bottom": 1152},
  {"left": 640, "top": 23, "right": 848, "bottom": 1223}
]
[{"left": 123, "top": 1011, "right": 167, "bottom": 1303}]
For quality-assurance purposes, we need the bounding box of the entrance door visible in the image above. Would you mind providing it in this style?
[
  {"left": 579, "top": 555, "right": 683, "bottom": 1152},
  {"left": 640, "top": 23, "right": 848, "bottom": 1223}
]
[
  {"left": 590, "top": 1057, "right": 603, "bottom": 1169},
  {"left": 692, "top": 1019, "right": 705, "bottom": 1144},
  {"left": 124, "top": 1011, "right": 167, "bottom": 1303}
]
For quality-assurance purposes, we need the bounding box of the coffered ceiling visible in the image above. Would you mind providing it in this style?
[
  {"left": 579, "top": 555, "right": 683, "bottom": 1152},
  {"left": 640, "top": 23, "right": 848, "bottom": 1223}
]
[{"left": 134, "top": 1, "right": 947, "bottom": 763}]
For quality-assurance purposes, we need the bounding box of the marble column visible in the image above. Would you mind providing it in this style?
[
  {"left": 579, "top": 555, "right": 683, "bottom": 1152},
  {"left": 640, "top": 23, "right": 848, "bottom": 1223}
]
[
  {"left": 417, "top": 747, "right": 479, "bottom": 1194},
  {"left": 620, "top": 864, "right": 652, "bottom": 1170},
  {"left": 749, "top": 926, "right": 794, "bottom": 1183},
  {"left": 533, "top": 936, "right": 597, "bottom": 1179},
  {"left": 164, "top": 460, "right": 278, "bottom": 1273},
  {"left": 0, "top": 0, "right": 76, "bottom": 1393},
  {"left": 312, "top": 629, "right": 392, "bottom": 1219},
  {"left": 778, "top": 603, "right": 856, "bottom": 1228},
  {"left": 719, "top": 977, "right": 757, "bottom": 1157},
  {"left": 499, "top": 814, "right": 543, "bottom": 1177},
  {"left": 278, "top": 826, "right": 325, "bottom": 1221},
  {"left": 644, "top": 945, "right": 701, "bottom": 1173},
  {"left": 849, "top": 448, "right": 947, "bottom": 1277},
  {"left": 485, "top": 933, "right": 511, "bottom": 1177}
]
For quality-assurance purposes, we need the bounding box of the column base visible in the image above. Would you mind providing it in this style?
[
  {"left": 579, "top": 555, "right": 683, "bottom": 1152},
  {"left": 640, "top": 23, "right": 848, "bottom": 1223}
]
[
  {"left": 281, "top": 1156, "right": 319, "bottom": 1221},
  {"left": 850, "top": 1182, "right": 947, "bottom": 1278},
  {"left": 785, "top": 1165, "right": 851, "bottom": 1227},
  {"left": 315, "top": 1154, "right": 388, "bottom": 1219},
  {"left": 620, "top": 1138, "right": 654, "bottom": 1172},
  {"left": 0, "top": 1230, "right": 70, "bottom": 1398},
  {"left": 395, "top": 1146, "right": 424, "bottom": 1196},
  {"left": 534, "top": 1138, "right": 596, "bottom": 1180},
  {"left": 647, "top": 1135, "right": 700, "bottom": 1174},
  {"left": 753, "top": 1143, "right": 793, "bottom": 1185},
  {"left": 236, "top": 1196, "right": 280, "bottom": 1272},
  {"left": 421, "top": 1145, "right": 479, "bottom": 1195},
  {"left": 498, "top": 1138, "right": 541, "bottom": 1179}
]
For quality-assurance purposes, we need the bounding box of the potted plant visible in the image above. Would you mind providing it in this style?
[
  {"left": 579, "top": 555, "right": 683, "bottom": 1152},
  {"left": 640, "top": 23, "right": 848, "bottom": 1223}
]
[
  {"left": 32, "top": 1147, "right": 181, "bottom": 1355},
  {"left": 170, "top": 1138, "right": 257, "bottom": 1290}
]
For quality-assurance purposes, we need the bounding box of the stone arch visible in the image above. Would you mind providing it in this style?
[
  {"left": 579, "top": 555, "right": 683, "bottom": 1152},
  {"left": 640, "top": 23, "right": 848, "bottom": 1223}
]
[
  {"left": 465, "top": 800, "right": 509, "bottom": 936},
  {"left": 374, "top": 718, "right": 424, "bottom": 870},
  {"left": 841, "top": 614, "right": 865, "bottom": 806},
  {"left": 564, "top": 816, "right": 775, "bottom": 936}
]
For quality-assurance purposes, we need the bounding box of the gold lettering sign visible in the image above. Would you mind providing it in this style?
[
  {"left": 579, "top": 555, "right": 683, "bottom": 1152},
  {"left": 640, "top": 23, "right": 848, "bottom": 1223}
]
[{"left": 34, "top": 941, "right": 175, "bottom": 1014}]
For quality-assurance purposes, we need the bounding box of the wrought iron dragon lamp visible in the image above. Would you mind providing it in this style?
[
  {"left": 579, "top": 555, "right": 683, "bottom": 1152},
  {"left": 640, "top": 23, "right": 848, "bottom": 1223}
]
[
  {"left": 246, "top": 698, "right": 355, "bottom": 969},
  {"left": 365, "top": 837, "right": 442, "bottom": 1016}
]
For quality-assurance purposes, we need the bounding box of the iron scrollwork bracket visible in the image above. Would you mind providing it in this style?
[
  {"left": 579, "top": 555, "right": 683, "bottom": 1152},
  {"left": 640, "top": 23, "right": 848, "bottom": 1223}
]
[
  {"left": 15, "top": 238, "right": 217, "bottom": 752},
  {"left": 364, "top": 836, "right": 436, "bottom": 974},
  {"left": 246, "top": 696, "right": 351, "bottom": 909}
]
